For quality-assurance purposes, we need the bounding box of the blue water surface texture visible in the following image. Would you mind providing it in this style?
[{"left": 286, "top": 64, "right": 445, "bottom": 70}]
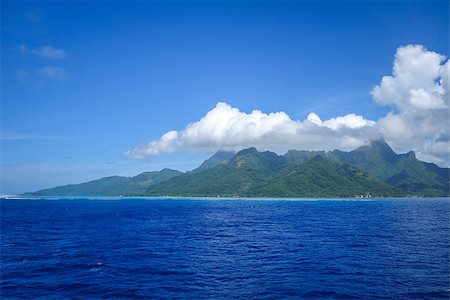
[{"left": 1, "top": 198, "right": 449, "bottom": 299}]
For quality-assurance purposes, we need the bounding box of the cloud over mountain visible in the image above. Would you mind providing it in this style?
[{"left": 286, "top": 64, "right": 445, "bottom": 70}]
[
  {"left": 126, "top": 45, "right": 449, "bottom": 166},
  {"left": 373, "top": 45, "right": 449, "bottom": 166},
  {"left": 125, "top": 102, "right": 379, "bottom": 159}
]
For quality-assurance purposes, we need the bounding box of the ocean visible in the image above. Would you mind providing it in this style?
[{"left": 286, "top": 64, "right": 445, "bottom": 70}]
[{"left": 1, "top": 198, "right": 449, "bottom": 299}]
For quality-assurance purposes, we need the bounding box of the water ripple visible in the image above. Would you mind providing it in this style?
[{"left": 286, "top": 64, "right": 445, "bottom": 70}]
[{"left": 1, "top": 198, "right": 449, "bottom": 299}]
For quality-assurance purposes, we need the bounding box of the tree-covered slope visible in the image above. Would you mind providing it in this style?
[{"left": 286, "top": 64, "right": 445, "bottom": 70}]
[
  {"left": 190, "top": 150, "right": 235, "bottom": 173},
  {"left": 146, "top": 148, "right": 288, "bottom": 197},
  {"left": 146, "top": 150, "right": 403, "bottom": 197},
  {"left": 329, "top": 140, "right": 403, "bottom": 179},
  {"left": 382, "top": 152, "right": 449, "bottom": 196},
  {"left": 30, "top": 140, "right": 449, "bottom": 197},
  {"left": 328, "top": 140, "right": 449, "bottom": 196},
  {"left": 250, "top": 156, "right": 404, "bottom": 197},
  {"left": 32, "top": 169, "right": 182, "bottom": 196},
  {"left": 284, "top": 149, "right": 328, "bottom": 164}
]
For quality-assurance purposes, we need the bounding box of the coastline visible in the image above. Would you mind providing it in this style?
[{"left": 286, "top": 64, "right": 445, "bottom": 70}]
[{"left": 1, "top": 195, "right": 449, "bottom": 201}]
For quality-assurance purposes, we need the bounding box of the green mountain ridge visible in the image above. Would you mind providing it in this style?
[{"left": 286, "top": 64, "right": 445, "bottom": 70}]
[
  {"left": 189, "top": 150, "right": 235, "bottom": 173},
  {"left": 328, "top": 140, "right": 449, "bottom": 196},
  {"left": 32, "top": 168, "right": 182, "bottom": 196},
  {"left": 145, "top": 150, "right": 404, "bottom": 197},
  {"left": 146, "top": 147, "right": 289, "bottom": 197},
  {"left": 32, "top": 140, "right": 449, "bottom": 197},
  {"left": 284, "top": 140, "right": 449, "bottom": 196},
  {"left": 248, "top": 156, "right": 403, "bottom": 197}
]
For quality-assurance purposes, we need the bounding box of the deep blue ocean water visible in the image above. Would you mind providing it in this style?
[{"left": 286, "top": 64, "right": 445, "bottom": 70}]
[{"left": 1, "top": 198, "right": 449, "bottom": 299}]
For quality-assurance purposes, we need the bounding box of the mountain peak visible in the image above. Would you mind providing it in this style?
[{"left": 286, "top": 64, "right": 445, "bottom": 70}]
[
  {"left": 369, "top": 138, "right": 391, "bottom": 148},
  {"left": 212, "top": 150, "right": 236, "bottom": 160},
  {"left": 236, "top": 147, "right": 258, "bottom": 156},
  {"left": 160, "top": 168, "right": 180, "bottom": 173},
  {"left": 401, "top": 150, "right": 416, "bottom": 159},
  {"left": 407, "top": 151, "right": 416, "bottom": 158},
  {"left": 32, "top": 140, "right": 449, "bottom": 197},
  {"left": 190, "top": 150, "right": 235, "bottom": 173},
  {"left": 352, "top": 139, "right": 397, "bottom": 163}
]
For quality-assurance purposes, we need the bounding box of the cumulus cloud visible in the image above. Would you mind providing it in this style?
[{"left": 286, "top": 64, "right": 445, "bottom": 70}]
[
  {"left": 373, "top": 44, "right": 449, "bottom": 165},
  {"left": 16, "top": 45, "right": 67, "bottom": 60},
  {"left": 125, "top": 102, "right": 379, "bottom": 159},
  {"left": 308, "top": 113, "right": 376, "bottom": 130},
  {"left": 372, "top": 45, "right": 447, "bottom": 110},
  {"left": 126, "top": 44, "right": 449, "bottom": 167}
]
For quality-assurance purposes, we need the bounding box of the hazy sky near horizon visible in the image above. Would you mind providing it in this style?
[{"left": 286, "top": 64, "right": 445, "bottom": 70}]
[{"left": 1, "top": 0, "right": 449, "bottom": 194}]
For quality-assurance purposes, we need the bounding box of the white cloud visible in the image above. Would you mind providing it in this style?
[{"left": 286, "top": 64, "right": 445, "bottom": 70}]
[
  {"left": 306, "top": 112, "right": 376, "bottom": 130},
  {"left": 372, "top": 44, "right": 449, "bottom": 166},
  {"left": 125, "top": 102, "right": 378, "bottom": 159},
  {"left": 13, "top": 45, "right": 69, "bottom": 84},
  {"left": 323, "top": 114, "right": 376, "bottom": 130},
  {"left": 126, "top": 44, "right": 449, "bottom": 167},
  {"left": 372, "top": 45, "right": 446, "bottom": 110},
  {"left": 306, "top": 113, "right": 322, "bottom": 126},
  {"left": 36, "top": 66, "right": 68, "bottom": 81},
  {"left": 16, "top": 45, "right": 67, "bottom": 60}
]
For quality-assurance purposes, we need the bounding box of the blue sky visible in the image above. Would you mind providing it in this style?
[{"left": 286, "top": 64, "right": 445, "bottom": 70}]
[{"left": 1, "top": 0, "right": 449, "bottom": 194}]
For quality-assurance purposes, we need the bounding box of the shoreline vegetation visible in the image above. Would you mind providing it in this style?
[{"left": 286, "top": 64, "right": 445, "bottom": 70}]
[
  {"left": 29, "top": 140, "right": 449, "bottom": 198},
  {"left": 3, "top": 196, "right": 450, "bottom": 201}
]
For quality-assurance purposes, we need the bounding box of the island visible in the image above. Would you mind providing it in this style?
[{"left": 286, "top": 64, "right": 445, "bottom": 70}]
[{"left": 31, "top": 140, "right": 449, "bottom": 198}]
